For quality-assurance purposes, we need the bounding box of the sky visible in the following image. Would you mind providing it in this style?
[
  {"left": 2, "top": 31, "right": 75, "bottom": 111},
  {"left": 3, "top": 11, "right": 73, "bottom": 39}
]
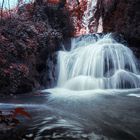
[{"left": 0, "top": 0, "right": 31, "bottom": 9}]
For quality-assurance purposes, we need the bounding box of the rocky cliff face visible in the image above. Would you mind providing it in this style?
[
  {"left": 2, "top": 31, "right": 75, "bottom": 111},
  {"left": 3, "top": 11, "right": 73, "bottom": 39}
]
[
  {"left": 101, "top": 0, "right": 140, "bottom": 57},
  {"left": 0, "top": 2, "right": 73, "bottom": 95}
]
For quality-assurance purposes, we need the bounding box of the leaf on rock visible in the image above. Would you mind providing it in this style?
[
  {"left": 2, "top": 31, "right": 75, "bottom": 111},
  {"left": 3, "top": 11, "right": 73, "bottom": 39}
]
[{"left": 13, "top": 107, "right": 32, "bottom": 119}]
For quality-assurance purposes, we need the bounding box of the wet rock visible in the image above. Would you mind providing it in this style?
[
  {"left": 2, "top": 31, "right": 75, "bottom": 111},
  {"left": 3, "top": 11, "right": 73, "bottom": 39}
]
[{"left": 101, "top": 0, "right": 140, "bottom": 57}]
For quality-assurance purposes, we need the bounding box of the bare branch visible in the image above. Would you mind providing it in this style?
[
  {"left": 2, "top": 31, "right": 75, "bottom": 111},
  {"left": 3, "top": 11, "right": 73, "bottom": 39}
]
[{"left": 1, "top": 0, "right": 4, "bottom": 19}]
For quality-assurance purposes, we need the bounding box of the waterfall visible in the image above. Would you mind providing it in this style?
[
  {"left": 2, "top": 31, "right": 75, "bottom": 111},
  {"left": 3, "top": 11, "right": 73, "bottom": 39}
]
[
  {"left": 82, "top": 0, "right": 98, "bottom": 33},
  {"left": 56, "top": 34, "right": 140, "bottom": 91}
]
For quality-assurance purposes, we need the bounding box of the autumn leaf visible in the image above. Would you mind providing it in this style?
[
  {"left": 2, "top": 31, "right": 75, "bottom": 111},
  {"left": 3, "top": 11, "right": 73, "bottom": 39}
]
[{"left": 12, "top": 107, "right": 32, "bottom": 119}]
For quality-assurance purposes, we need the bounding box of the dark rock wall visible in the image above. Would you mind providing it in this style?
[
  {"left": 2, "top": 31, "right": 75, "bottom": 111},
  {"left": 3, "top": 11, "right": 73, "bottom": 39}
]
[
  {"left": 100, "top": 0, "right": 140, "bottom": 57},
  {"left": 102, "top": 0, "right": 140, "bottom": 39}
]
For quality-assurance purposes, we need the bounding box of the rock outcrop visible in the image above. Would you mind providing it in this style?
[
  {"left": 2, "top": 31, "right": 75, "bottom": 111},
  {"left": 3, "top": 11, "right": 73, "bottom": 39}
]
[{"left": 101, "top": 0, "right": 140, "bottom": 57}]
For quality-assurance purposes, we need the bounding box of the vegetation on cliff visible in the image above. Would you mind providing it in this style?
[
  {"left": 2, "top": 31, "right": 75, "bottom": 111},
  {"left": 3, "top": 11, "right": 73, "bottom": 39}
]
[{"left": 0, "top": 0, "right": 73, "bottom": 94}]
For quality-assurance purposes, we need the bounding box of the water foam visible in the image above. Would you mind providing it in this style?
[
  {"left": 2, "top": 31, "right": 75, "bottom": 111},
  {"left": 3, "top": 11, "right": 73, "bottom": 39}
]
[{"left": 57, "top": 34, "right": 140, "bottom": 90}]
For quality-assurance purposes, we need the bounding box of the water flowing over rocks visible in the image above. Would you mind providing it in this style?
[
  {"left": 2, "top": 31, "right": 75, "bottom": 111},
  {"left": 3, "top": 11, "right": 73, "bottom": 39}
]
[
  {"left": 66, "top": 0, "right": 140, "bottom": 57},
  {"left": 56, "top": 34, "right": 140, "bottom": 90},
  {"left": 0, "top": 0, "right": 140, "bottom": 95}
]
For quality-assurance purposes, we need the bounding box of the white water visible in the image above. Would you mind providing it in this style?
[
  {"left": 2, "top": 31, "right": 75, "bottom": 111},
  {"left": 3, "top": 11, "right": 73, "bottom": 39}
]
[
  {"left": 56, "top": 34, "right": 140, "bottom": 91},
  {"left": 82, "top": 0, "right": 99, "bottom": 33}
]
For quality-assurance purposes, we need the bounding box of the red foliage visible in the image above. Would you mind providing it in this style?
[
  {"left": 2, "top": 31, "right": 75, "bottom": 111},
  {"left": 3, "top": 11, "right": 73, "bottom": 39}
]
[
  {"left": 0, "top": 107, "right": 31, "bottom": 129},
  {"left": 0, "top": 0, "right": 73, "bottom": 94},
  {"left": 12, "top": 107, "right": 32, "bottom": 119},
  {"left": 47, "top": 0, "right": 60, "bottom": 4},
  {"left": 66, "top": 0, "right": 88, "bottom": 36},
  {"left": 0, "top": 34, "right": 9, "bottom": 43},
  {"left": 0, "top": 0, "right": 33, "bottom": 19},
  {"left": 24, "top": 3, "right": 34, "bottom": 12}
]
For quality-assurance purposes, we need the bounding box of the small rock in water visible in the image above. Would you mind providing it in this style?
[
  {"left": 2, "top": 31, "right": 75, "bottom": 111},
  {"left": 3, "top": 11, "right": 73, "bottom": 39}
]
[
  {"left": 81, "top": 134, "right": 88, "bottom": 138},
  {"left": 25, "top": 133, "right": 33, "bottom": 138}
]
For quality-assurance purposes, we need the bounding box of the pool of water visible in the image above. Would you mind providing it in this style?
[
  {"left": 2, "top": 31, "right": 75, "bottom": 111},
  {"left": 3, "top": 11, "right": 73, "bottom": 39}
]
[{"left": 0, "top": 89, "right": 140, "bottom": 140}]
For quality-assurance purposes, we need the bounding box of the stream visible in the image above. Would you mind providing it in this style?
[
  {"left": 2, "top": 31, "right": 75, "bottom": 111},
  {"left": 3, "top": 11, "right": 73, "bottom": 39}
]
[{"left": 0, "top": 34, "right": 140, "bottom": 140}]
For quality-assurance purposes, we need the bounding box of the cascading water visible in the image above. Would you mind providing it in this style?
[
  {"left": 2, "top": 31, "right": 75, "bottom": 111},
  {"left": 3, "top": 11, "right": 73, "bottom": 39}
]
[
  {"left": 38, "top": 34, "right": 140, "bottom": 140},
  {"left": 82, "top": 0, "right": 98, "bottom": 33},
  {"left": 56, "top": 34, "right": 140, "bottom": 91}
]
